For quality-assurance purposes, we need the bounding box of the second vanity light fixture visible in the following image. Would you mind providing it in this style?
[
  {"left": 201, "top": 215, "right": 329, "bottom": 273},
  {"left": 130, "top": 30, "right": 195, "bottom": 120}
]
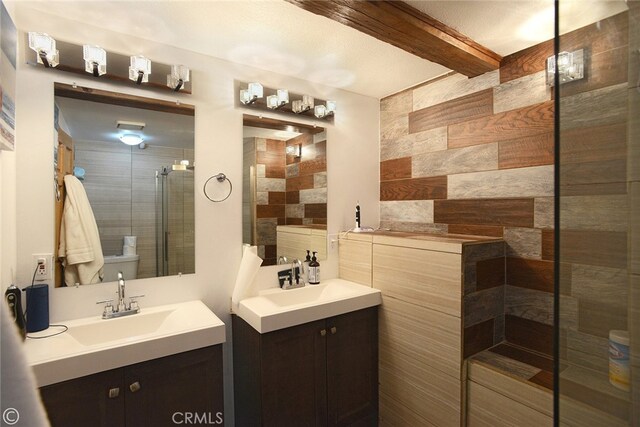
[{"left": 239, "top": 81, "right": 336, "bottom": 121}]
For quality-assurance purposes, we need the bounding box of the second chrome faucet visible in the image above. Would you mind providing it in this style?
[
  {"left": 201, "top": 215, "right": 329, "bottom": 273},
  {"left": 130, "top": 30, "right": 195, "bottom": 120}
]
[{"left": 279, "top": 259, "right": 305, "bottom": 290}]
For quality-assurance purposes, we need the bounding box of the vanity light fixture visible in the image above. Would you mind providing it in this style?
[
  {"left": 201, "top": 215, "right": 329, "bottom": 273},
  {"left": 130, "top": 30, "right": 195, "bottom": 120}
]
[
  {"left": 119, "top": 134, "right": 144, "bottom": 146},
  {"left": 292, "top": 95, "right": 314, "bottom": 114},
  {"left": 167, "top": 65, "right": 190, "bottom": 91},
  {"left": 28, "top": 32, "right": 59, "bottom": 68},
  {"left": 129, "top": 55, "right": 152, "bottom": 85},
  {"left": 267, "top": 89, "right": 289, "bottom": 110},
  {"left": 314, "top": 100, "right": 336, "bottom": 119},
  {"left": 240, "top": 82, "right": 264, "bottom": 105},
  {"left": 546, "top": 49, "right": 584, "bottom": 86},
  {"left": 83, "top": 45, "right": 107, "bottom": 77}
]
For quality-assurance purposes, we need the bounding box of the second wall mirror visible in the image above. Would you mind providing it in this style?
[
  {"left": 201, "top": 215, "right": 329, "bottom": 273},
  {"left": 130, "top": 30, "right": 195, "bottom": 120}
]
[{"left": 242, "top": 114, "right": 327, "bottom": 266}]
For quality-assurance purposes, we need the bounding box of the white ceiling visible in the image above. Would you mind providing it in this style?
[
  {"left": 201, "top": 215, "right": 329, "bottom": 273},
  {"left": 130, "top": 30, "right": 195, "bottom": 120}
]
[
  {"left": 12, "top": 0, "right": 628, "bottom": 99},
  {"left": 407, "top": 0, "right": 628, "bottom": 57},
  {"left": 56, "top": 96, "right": 195, "bottom": 149}
]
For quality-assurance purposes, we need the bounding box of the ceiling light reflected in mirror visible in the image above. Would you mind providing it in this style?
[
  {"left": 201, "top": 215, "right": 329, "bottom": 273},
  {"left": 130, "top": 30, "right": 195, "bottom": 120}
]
[{"left": 119, "top": 133, "right": 144, "bottom": 146}]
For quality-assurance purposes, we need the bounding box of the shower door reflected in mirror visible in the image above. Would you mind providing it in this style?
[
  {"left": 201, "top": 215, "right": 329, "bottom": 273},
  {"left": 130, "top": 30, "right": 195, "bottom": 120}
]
[
  {"left": 54, "top": 84, "right": 195, "bottom": 286},
  {"left": 155, "top": 162, "right": 194, "bottom": 277},
  {"left": 243, "top": 115, "right": 328, "bottom": 266}
]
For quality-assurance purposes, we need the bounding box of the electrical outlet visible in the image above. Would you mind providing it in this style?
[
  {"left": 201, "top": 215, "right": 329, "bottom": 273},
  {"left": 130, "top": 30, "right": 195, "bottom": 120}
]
[{"left": 32, "top": 254, "right": 53, "bottom": 281}]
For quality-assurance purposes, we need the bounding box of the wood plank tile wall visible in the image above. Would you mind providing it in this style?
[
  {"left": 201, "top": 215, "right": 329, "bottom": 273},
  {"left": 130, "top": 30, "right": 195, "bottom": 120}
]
[
  {"left": 253, "top": 137, "right": 286, "bottom": 266},
  {"left": 285, "top": 132, "right": 328, "bottom": 227},
  {"left": 379, "top": 12, "right": 630, "bottom": 376},
  {"left": 250, "top": 131, "right": 328, "bottom": 265},
  {"left": 380, "top": 50, "right": 554, "bottom": 359}
]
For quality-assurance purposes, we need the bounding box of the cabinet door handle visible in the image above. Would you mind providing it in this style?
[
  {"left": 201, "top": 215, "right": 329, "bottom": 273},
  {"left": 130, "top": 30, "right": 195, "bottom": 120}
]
[
  {"left": 129, "top": 381, "right": 141, "bottom": 393},
  {"left": 330, "top": 326, "right": 337, "bottom": 335},
  {"left": 320, "top": 329, "right": 327, "bottom": 336},
  {"left": 108, "top": 387, "right": 120, "bottom": 398}
]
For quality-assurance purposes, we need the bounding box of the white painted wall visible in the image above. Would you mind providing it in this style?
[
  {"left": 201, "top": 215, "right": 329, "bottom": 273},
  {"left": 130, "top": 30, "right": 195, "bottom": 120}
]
[{"left": 6, "top": 6, "right": 380, "bottom": 423}]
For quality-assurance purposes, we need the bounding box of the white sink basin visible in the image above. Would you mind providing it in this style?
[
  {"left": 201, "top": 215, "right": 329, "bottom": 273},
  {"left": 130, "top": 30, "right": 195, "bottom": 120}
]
[
  {"left": 67, "top": 309, "right": 174, "bottom": 346},
  {"left": 236, "top": 278, "right": 381, "bottom": 333},
  {"left": 25, "top": 300, "right": 225, "bottom": 387}
]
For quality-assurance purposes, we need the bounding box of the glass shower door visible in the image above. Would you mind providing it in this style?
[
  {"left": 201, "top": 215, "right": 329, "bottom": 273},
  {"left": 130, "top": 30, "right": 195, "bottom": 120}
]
[{"left": 556, "top": 2, "right": 638, "bottom": 425}]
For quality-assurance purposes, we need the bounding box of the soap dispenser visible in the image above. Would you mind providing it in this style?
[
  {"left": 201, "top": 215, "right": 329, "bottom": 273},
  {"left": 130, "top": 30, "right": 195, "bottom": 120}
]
[{"left": 308, "top": 251, "right": 320, "bottom": 285}]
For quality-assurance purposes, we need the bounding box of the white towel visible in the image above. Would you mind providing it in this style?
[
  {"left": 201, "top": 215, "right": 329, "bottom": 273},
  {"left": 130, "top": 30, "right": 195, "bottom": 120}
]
[
  {"left": 231, "top": 245, "right": 263, "bottom": 312},
  {"left": 58, "top": 175, "right": 104, "bottom": 286}
]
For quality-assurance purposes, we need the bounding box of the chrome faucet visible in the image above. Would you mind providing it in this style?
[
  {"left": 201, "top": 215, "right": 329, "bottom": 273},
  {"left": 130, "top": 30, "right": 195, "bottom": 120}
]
[
  {"left": 117, "top": 272, "right": 126, "bottom": 312},
  {"left": 97, "top": 271, "right": 145, "bottom": 319},
  {"left": 282, "top": 259, "right": 305, "bottom": 290}
]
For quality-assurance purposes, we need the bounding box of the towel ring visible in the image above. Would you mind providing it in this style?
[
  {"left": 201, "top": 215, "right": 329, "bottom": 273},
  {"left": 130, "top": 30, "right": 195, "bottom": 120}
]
[{"left": 204, "top": 173, "right": 232, "bottom": 202}]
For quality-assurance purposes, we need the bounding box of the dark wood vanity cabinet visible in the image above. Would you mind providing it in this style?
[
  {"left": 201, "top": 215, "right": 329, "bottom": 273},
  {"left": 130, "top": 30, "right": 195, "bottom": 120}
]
[
  {"left": 233, "top": 307, "right": 378, "bottom": 426},
  {"left": 39, "top": 367, "right": 126, "bottom": 427},
  {"left": 39, "top": 345, "right": 224, "bottom": 427}
]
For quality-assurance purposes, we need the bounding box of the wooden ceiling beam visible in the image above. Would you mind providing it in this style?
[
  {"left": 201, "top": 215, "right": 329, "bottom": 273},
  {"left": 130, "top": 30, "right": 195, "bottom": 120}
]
[{"left": 285, "top": 0, "right": 502, "bottom": 77}]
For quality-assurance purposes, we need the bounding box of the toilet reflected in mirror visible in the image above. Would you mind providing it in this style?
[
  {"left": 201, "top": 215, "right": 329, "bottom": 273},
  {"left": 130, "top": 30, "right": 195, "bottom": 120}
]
[{"left": 102, "top": 254, "right": 140, "bottom": 283}]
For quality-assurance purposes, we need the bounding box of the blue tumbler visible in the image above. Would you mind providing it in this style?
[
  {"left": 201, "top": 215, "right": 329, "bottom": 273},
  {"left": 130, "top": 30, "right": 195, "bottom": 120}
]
[{"left": 25, "top": 284, "right": 49, "bottom": 332}]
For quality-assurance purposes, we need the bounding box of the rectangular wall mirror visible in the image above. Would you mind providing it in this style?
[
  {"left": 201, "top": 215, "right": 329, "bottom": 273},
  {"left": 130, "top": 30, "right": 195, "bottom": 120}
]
[
  {"left": 54, "top": 84, "right": 195, "bottom": 287},
  {"left": 242, "top": 114, "right": 327, "bottom": 266}
]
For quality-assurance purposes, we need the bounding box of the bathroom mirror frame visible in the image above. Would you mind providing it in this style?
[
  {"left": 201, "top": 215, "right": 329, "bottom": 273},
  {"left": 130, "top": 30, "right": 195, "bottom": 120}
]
[
  {"left": 53, "top": 83, "right": 196, "bottom": 287},
  {"left": 242, "top": 114, "right": 328, "bottom": 267}
]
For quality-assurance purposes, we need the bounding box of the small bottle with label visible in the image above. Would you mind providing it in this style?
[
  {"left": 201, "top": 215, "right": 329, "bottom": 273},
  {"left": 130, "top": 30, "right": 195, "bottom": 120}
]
[{"left": 308, "top": 251, "right": 320, "bottom": 285}]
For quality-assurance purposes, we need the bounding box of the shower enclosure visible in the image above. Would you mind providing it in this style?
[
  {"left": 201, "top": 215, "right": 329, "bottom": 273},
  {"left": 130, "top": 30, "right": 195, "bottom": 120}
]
[
  {"left": 556, "top": 2, "right": 638, "bottom": 425},
  {"left": 155, "top": 161, "right": 195, "bottom": 277}
]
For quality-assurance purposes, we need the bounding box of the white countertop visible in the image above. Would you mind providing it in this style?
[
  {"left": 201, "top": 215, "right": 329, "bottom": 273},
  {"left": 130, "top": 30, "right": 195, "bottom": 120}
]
[
  {"left": 24, "top": 300, "right": 225, "bottom": 387},
  {"left": 236, "top": 278, "right": 381, "bottom": 334}
]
